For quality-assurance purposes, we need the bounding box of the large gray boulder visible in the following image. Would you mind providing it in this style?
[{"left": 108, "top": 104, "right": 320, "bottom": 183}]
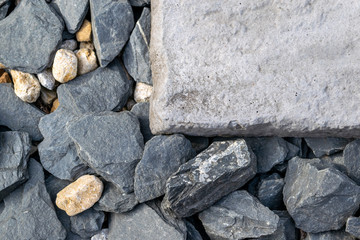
[
  {"left": 283, "top": 157, "right": 360, "bottom": 233},
  {"left": 0, "top": 0, "right": 63, "bottom": 73},
  {"left": 162, "top": 139, "right": 257, "bottom": 217},
  {"left": 0, "top": 84, "right": 44, "bottom": 141}
]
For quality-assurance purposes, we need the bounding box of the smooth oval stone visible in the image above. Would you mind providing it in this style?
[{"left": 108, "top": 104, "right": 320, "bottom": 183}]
[
  {"left": 52, "top": 49, "right": 78, "bottom": 83},
  {"left": 10, "top": 70, "right": 41, "bottom": 103}
]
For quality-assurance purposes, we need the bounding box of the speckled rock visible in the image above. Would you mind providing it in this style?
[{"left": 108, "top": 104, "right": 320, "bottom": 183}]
[
  {"left": 60, "top": 39, "right": 78, "bottom": 51},
  {"left": 37, "top": 68, "right": 56, "bottom": 90},
  {"left": 80, "top": 41, "right": 95, "bottom": 50},
  {"left": 40, "top": 87, "right": 57, "bottom": 105},
  {"left": 0, "top": 70, "right": 10, "bottom": 83},
  {"left": 76, "top": 19, "right": 92, "bottom": 42},
  {"left": 134, "top": 82, "right": 152, "bottom": 103},
  {"left": 10, "top": 70, "right": 41, "bottom": 103},
  {"left": 52, "top": 49, "right": 78, "bottom": 83},
  {"left": 56, "top": 175, "right": 104, "bottom": 216},
  {"left": 51, "top": 98, "right": 59, "bottom": 112},
  {"left": 76, "top": 48, "right": 98, "bottom": 75}
]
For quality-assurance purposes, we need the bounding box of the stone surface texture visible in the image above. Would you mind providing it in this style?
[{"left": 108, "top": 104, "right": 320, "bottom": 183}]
[
  {"left": 10, "top": 70, "right": 41, "bottom": 103},
  {"left": 0, "top": 0, "right": 63, "bottom": 73},
  {"left": 258, "top": 210, "right": 297, "bottom": 240},
  {"left": 76, "top": 48, "right": 98, "bottom": 75},
  {"left": 52, "top": 49, "right": 78, "bottom": 83},
  {"left": 150, "top": 0, "right": 360, "bottom": 137},
  {"left": 346, "top": 216, "right": 360, "bottom": 239}
]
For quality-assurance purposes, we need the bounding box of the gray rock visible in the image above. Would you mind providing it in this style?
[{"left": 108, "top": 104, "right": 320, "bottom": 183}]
[
  {"left": 185, "top": 221, "right": 203, "bottom": 240},
  {"left": 162, "top": 139, "right": 257, "bottom": 217},
  {"left": 130, "top": 102, "right": 154, "bottom": 142},
  {"left": 108, "top": 203, "right": 186, "bottom": 240},
  {"left": 256, "top": 173, "right": 285, "bottom": 210},
  {"left": 60, "top": 39, "right": 79, "bottom": 51},
  {"left": 134, "top": 134, "right": 195, "bottom": 203},
  {"left": 346, "top": 216, "right": 360, "bottom": 239},
  {"left": 257, "top": 211, "right": 297, "bottom": 240},
  {"left": 0, "top": 0, "right": 63, "bottom": 73},
  {"left": 0, "top": 83, "right": 44, "bottom": 141},
  {"left": 304, "top": 138, "right": 351, "bottom": 157},
  {"left": 199, "top": 190, "right": 279, "bottom": 240},
  {"left": 70, "top": 208, "right": 105, "bottom": 238},
  {"left": 129, "top": 0, "right": 150, "bottom": 7},
  {"left": 90, "top": 0, "right": 134, "bottom": 67},
  {"left": 305, "top": 230, "right": 355, "bottom": 240},
  {"left": 123, "top": 7, "right": 151, "bottom": 85},
  {"left": 343, "top": 140, "right": 360, "bottom": 184},
  {"left": 51, "top": 0, "right": 89, "bottom": 33},
  {"left": 0, "top": 159, "right": 67, "bottom": 240},
  {"left": 93, "top": 182, "right": 138, "bottom": 213},
  {"left": 37, "top": 68, "right": 56, "bottom": 90},
  {"left": 67, "top": 111, "right": 144, "bottom": 193},
  {"left": 91, "top": 229, "right": 108, "bottom": 240},
  {"left": 0, "top": 131, "right": 30, "bottom": 201},
  {"left": 285, "top": 137, "right": 309, "bottom": 158},
  {"left": 186, "top": 136, "right": 210, "bottom": 154},
  {"left": 0, "top": 0, "right": 10, "bottom": 20},
  {"left": 283, "top": 157, "right": 360, "bottom": 233}
]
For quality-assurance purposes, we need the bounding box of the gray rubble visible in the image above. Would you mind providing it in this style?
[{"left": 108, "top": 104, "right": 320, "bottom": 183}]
[
  {"left": 256, "top": 173, "right": 285, "bottom": 210},
  {"left": 304, "top": 138, "right": 351, "bottom": 157},
  {"left": 70, "top": 208, "right": 105, "bottom": 239}
]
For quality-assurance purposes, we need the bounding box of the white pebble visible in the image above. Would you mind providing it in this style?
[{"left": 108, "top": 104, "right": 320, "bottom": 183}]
[{"left": 52, "top": 49, "right": 78, "bottom": 83}]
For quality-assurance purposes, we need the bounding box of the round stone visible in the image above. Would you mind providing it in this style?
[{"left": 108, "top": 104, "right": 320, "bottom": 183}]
[
  {"left": 10, "top": 69, "right": 41, "bottom": 103},
  {"left": 52, "top": 49, "right": 78, "bottom": 83},
  {"left": 75, "top": 48, "right": 98, "bottom": 75},
  {"left": 37, "top": 68, "right": 56, "bottom": 90},
  {"left": 134, "top": 82, "right": 153, "bottom": 103}
]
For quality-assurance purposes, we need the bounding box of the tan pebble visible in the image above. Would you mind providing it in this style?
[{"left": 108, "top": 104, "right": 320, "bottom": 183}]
[
  {"left": 52, "top": 49, "right": 78, "bottom": 83},
  {"left": 56, "top": 175, "right": 103, "bottom": 216},
  {"left": 51, "top": 98, "right": 60, "bottom": 113},
  {"left": 10, "top": 70, "right": 41, "bottom": 103},
  {"left": 0, "top": 70, "right": 11, "bottom": 83},
  {"left": 40, "top": 87, "right": 57, "bottom": 105},
  {"left": 134, "top": 82, "right": 153, "bottom": 103},
  {"left": 76, "top": 48, "right": 98, "bottom": 75},
  {"left": 79, "top": 41, "right": 95, "bottom": 51},
  {"left": 76, "top": 19, "right": 92, "bottom": 42}
]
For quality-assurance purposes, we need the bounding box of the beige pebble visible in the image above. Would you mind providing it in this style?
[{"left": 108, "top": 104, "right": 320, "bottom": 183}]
[
  {"left": 79, "top": 41, "right": 95, "bottom": 51},
  {"left": 10, "top": 70, "right": 41, "bottom": 103},
  {"left": 51, "top": 98, "right": 60, "bottom": 113},
  {"left": 40, "top": 87, "right": 57, "bottom": 105},
  {"left": 0, "top": 70, "right": 11, "bottom": 83},
  {"left": 76, "top": 19, "right": 92, "bottom": 42},
  {"left": 76, "top": 48, "right": 98, "bottom": 75},
  {"left": 56, "top": 175, "right": 103, "bottom": 216},
  {"left": 52, "top": 49, "right": 78, "bottom": 83},
  {"left": 134, "top": 82, "right": 153, "bottom": 103}
]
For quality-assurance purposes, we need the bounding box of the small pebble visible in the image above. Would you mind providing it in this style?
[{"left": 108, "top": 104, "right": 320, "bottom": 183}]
[
  {"left": 37, "top": 68, "right": 56, "bottom": 90},
  {"left": 40, "top": 87, "right": 57, "bottom": 105},
  {"left": 91, "top": 229, "right": 109, "bottom": 240},
  {"left": 76, "top": 48, "right": 98, "bottom": 75},
  {"left": 76, "top": 19, "right": 92, "bottom": 42},
  {"left": 79, "top": 41, "right": 95, "bottom": 51},
  {"left": 134, "top": 82, "right": 153, "bottom": 103},
  {"left": 56, "top": 175, "right": 103, "bottom": 216},
  {"left": 0, "top": 70, "right": 11, "bottom": 83},
  {"left": 60, "top": 39, "right": 78, "bottom": 51},
  {"left": 52, "top": 49, "right": 78, "bottom": 83},
  {"left": 51, "top": 98, "right": 60, "bottom": 113},
  {"left": 10, "top": 70, "right": 41, "bottom": 103}
]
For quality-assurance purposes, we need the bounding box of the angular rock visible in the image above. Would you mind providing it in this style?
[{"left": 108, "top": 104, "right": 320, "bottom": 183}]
[
  {"left": 76, "top": 48, "right": 98, "bottom": 75},
  {"left": 134, "top": 82, "right": 152, "bottom": 103},
  {"left": 342, "top": 140, "right": 360, "bottom": 184},
  {"left": 67, "top": 111, "right": 144, "bottom": 193},
  {"left": 0, "top": 83, "right": 44, "bottom": 140},
  {"left": 0, "top": 0, "right": 63, "bottom": 73},
  {"left": 94, "top": 182, "right": 138, "bottom": 213},
  {"left": 256, "top": 173, "right": 285, "bottom": 210},
  {"left": 70, "top": 208, "right": 105, "bottom": 238},
  {"left": 0, "top": 159, "right": 67, "bottom": 240},
  {"left": 130, "top": 102, "right": 154, "bottom": 142},
  {"left": 162, "top": 139, "right": 257, "bottom": 217},
  {"left": 60, "top": 39, "right": 78, "bottom": 51},
  {"left": 305, "top": 230, "right": 355, "bottom": 240},
  {"left": 304, "top": 137, "right": 351, "bottom": 157},
  {"left": 91, "top": 229, "right": 109, "bottom": 240},
  {"left": 123, "top": 7, "right": 151, "bottom": 85},
  {"left": 346, "top": 216, "right": 360, "bottom": 239},
  {"left": 199, "top": 190, "right": 279, "bottom": 239},
  {"left": 90, "top": 0, "right": 134, "bottom": 67},
  {"left": 37, "top": 68, "right": 56, "bottom": 90},
  {"left": 134, "top": 134, "right": 195, "bottom": 202},
  {"left": 108, "top": 203, "right": 186, "bottom": 240},
  {"left": 56, "top": 175, "right": 104, "bottom": 216},
  {"left": 52, "top": 49, "right": 78, "bottom": 83},
  {"left": 129, "top": 0, "right": 150, "bottom": 7},
  {"left": 258, "top": 211, "right": 297, "bottom": 240},
  {"left": 283, "top": 157, "right": 360, "bottom": 233},
  {"left": 0, "top": 131, "right": 30, "bottom": 201},
  {"left": 76, "top": 19, "right": 92, "bottom": 42},
  {"left": 10, "top": 70, "right": 41, "bottom": 103},
  {"left": 51, "top": 0, "right": 89, "bottom": 34}
]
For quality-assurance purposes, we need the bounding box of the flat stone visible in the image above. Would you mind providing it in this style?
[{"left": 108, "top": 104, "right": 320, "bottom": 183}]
[
  {"left": 90, "top": 0, "right": 134, "bottom": 67},
  {"left": 123, "top": 7, "right": 151, "bottom": 85},
  {"left": 37, "top": 68, "right": 56, "bottom": 90},
  {"left": 70, "top": 208, "right": 105, "bottom": 238},
  {"left": 134, "top": 134, "right": 195, "bottom": 202},
  {"left": 0, "top": 0, "right": 63, "bottom": 73},
  {"left": 256, "top": 173, "right": 285, "bottom": 210},
  {"left": 0, "top": 83, "right": 44, "bottom": 141},
  {"left": 51, "top": 0, "right": 89, "bottom": 34},
  {"left": 10, "top": 70, "right": 41, "bottom": 103},
  {"left": 150, "top": 0, "right": 360, "bottom": 137},
  {"left": 342, "top": 140, "right": 360, "bottom": 185},
  {"left": 67, "top": 111, "right": 144, "bottom": 193},
  {"left": 76, "top": 19, "right": 92, "bottom": 42},
  {"left": 162, "top": 139, "right": 257, "bottom": 217},
  {"left": 0, "top": 131, "right": 30, "bottom": 201},
  {"left": 304, "top": 138, "right": 351, "bottom": 157},
  {"left": 56, "top": 175, "right": 104, "bottom": 216},
  {"left": 52, "top": 49, "right": 78, "bottom": 83},
  {"left": 258, "top": 211, "right": 297, "bottom": 240},
  {"left": 130, "top": 102, "right": 154, "bottom": 142},
  {"left": 0, "top": 159, "right": 67, "bottom": 240},
  {"left": 283, "top": 157, "right": 360, "bottom": 233},
  {"left": 305, "top": 230, "right": 355, "bottom": 240},
  {"left": 346, "top": 216, "right": 360, "bottom": 239},
  {"left": 76, "top": 48, "right": 98, "bottom": 75},
  {"left": 199, "top": 190, "right": 279, "bottom": 239}
]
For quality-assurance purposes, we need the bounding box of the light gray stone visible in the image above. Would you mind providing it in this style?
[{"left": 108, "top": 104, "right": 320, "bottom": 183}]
[
  {"left": 37, "top": 69, "right": 56, "bottom": 90},
  {"left": 346, "top": 216, "right": 360, "bottom": 239},
  {"left": 304, "top": 138, "right": 351, "bottom": 157},
  {"left": 150, "top": 0, "right": 360, "bottom": 137}
]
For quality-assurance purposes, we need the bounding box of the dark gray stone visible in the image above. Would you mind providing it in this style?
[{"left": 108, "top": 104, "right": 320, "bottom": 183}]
[
  {"left": 285, "top": 137, "right": 309, "bottom": 158},
  {"left": 0, "top": 159, "right": 67, "bottom": 240},
  {"left": 162, "top": 139, "right": 257, "bottom": 217},
  {"left": 304, "top": 137, "right": 351, "bottom": 158},
  {"left": 0, "top": 1, "right": 10, "bottom": 20},
  {"left": 51, "top": 0, "right": 89, "bottom": 33},
  {"left": 134, "top": 134, "right": 195, "bottom": 203},
  {"left": 67, "top": 111, "right": 144, "bottom": 193},
  {"left": 108, "top": 203, "right": 186, "bottom": 240},
  {"left": 0, "top": 0, "right": 63, "bottom": 73},
  {"left": 343, "top": 140, "right": 360, "bottom": 185},
  {"left": 257, "top": 211, "right": 297, "bottom": 240},
  {"left": 0, "top": 131, "right": 30, "bottom": 201},
  {"left": 70, "top": 208, "right": 104, "bottom": 238},
  {"left": 186, "top": 136, "right": 210, "bottom": 154},
  {"left": 245, "top": 137, "right": 299, "bottom": 173},
  {"left": 283, "top": 157, "right": 360, "bottom": 233},
  {"left": 199, "top": 190, "right": 279, "bottom": 240},
  {"left": 129, "top": 0, "right": 150, "bottom": 7},
  {"left": 0, "top": 83, "right": 44, "bottom": 141},
  {"left": 123, "top": 7, "right": 151, "bottom": 85},
  {"left": 90, "top": 0, "right": 134, "bottom": 67},
  {"left": 93, "top": 182, "right": 138, "bottom": 213},
  {"left": 130, "top": 102, "right": 154, "bottom": 142},
  {"left": 256, "top": 173, "right": 285, "bottom": 210},
  {"left": 305, "top": 230, "right": 355, "bottom": 240},
  {"left": 185, "top": 221, "right": 203, "bottom": 240},
  {"left": 346, "top": 216, "right": 360, "bottom": 239}
]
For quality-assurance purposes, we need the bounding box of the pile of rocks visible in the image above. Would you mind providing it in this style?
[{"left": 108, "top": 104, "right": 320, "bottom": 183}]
[{"left": 1, "top": 1, "right": 360, "bottom": 240}]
